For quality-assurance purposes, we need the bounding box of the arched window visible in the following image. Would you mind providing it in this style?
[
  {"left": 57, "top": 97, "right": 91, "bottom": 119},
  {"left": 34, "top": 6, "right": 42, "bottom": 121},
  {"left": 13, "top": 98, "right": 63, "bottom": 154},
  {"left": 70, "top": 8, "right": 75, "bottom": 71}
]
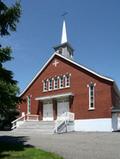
[
  {"left": 88, "top": 82, "right": 96, "bottom": 110},
  {"left": 54, "top": 77, "right": 58, "bottom": 89},
  {"left": 49, "top": 78, "right": 53, "bottom": 91},
  {"left": 65, "top": 74, "right": 70, "bottom": 87},
  {"left": 59, "top": 76, "right": 64, "bottom": 88},
  {"left": 43, "top": 80, "right": 47, "bottom": 91}
]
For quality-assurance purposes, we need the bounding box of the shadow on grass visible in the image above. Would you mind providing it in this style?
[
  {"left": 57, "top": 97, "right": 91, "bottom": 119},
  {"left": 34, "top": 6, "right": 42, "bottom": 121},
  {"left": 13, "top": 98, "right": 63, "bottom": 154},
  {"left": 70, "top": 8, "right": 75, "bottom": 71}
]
[{"left": 0, "top": 135, "right": 34, "bottom": 158}]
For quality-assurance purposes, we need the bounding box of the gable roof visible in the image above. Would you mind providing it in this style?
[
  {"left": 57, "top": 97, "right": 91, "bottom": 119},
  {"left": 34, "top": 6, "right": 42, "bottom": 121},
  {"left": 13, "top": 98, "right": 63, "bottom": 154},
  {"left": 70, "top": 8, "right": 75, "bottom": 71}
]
[{"left": 20, "top": 52, "right": 114, "bottom": 96}]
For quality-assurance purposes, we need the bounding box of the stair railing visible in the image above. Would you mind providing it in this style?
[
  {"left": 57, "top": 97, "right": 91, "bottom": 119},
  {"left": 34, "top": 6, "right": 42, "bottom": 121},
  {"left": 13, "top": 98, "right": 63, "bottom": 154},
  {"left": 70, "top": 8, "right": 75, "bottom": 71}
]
[
  {"left": 54, "top": 112, "right": 74, "bottom": 133},
  {"left": 11, "top": 114, "right": 26, "bottom": 130}
]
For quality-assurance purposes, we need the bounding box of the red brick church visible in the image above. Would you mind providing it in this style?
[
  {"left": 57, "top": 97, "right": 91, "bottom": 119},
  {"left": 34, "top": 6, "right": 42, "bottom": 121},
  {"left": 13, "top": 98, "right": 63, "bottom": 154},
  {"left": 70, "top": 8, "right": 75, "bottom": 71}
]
[{"left": 18, "top": 20, "right": 120, "bottom": 132}]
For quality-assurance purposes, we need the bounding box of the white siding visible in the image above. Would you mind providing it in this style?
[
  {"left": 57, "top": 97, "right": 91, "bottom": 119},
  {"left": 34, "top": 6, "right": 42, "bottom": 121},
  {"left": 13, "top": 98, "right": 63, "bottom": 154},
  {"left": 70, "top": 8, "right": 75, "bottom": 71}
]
[{"left": 74, "top": 118, "right": 112, "bottom": 132}]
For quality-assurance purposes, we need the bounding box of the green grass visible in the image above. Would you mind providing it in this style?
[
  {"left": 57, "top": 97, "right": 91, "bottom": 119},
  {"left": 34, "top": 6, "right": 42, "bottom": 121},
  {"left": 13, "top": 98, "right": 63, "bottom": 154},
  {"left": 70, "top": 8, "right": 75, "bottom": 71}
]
[{"left": 0, "top": 141, "right": 63, "bottom": 159}]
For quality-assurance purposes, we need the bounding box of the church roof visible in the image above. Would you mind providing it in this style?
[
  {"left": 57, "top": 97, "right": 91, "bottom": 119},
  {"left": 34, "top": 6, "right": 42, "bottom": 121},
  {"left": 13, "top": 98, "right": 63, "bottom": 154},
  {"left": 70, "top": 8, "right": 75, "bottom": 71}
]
[{"left": 20, "top": 52, "right": 115, "bottom": 96}]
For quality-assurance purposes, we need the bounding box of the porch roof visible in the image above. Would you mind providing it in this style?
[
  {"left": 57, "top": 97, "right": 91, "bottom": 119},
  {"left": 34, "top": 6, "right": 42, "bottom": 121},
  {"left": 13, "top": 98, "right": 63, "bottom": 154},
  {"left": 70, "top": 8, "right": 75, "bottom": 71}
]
[{"left": 35, "top": 92, "right": 73, "bottom": 101}]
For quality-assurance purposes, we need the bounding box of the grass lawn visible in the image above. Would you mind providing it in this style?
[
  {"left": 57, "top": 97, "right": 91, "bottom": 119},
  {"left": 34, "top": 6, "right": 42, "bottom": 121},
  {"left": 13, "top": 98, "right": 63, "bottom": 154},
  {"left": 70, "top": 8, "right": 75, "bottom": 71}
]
[{"left": 0, "top": 141, "right": 63, "bottom": 159}]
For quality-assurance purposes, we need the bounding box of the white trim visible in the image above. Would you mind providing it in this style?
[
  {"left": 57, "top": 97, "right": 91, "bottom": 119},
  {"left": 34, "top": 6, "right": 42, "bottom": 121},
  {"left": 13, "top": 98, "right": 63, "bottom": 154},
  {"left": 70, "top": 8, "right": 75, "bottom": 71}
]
[
  {"left": 35, "top": 92, "right": 73, "bottom": 101},
  {"left": 56, "top": 53, "right": 114, "bottom": 82},
  {"left": 74, "top": 118, "right": 112, "bottom": 132},
  {"left": 20, "top": 52, "right": 114, "bottom": 96},
  {"left": 88, "top": 107, "right": 95, "bottom": 111},
  {"left": 20, "top": 52, "right": 56, "bottom": 96}
]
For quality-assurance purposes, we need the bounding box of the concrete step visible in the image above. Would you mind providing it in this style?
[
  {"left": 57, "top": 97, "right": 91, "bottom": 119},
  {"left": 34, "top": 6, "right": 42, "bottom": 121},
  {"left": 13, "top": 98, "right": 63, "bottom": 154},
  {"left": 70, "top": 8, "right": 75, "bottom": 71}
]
[{"left": 13, "top": 121, "right": 55, "bottom": 134}]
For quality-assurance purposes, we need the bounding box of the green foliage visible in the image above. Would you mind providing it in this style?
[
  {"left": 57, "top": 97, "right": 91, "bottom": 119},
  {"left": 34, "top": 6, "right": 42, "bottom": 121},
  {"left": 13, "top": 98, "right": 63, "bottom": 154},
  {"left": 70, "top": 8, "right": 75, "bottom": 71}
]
[
  {"left": 0, "top": 1, "right": 21, "bottom": 36},
  {"left": 0, "top": 81, "right": 19, "bottom": 116},
  {"left": 0, "top": 47, "right": 13, "bottom": 63},
  {"left": 0, "top": 141, "right": 64, "bottom": 159},
  {"left": 0, "top": 0, "right": 22, "bottom": 123},
  {"left": 0, "top": 47, "right": 17, "bottom": 84}
]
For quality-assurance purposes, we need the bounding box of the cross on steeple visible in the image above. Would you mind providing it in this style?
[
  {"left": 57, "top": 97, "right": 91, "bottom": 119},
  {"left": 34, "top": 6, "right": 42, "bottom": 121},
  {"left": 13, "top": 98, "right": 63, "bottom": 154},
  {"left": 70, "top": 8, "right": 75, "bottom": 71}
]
[{"left": 62, "top": 12, "right": 68, "bottom": 18}]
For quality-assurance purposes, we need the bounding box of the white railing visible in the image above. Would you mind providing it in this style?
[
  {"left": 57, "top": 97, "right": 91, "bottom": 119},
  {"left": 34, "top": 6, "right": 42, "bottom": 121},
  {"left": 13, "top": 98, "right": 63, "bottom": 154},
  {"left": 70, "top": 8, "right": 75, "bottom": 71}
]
[
  {"left": 11, "top": 115, "right": 25, "bottom": 130},
  {"left": 54, "top": 112, "right": 74, "bottom": 133},
  {"left": 26, "top": 114, "right": 39, "bottom": 121}
]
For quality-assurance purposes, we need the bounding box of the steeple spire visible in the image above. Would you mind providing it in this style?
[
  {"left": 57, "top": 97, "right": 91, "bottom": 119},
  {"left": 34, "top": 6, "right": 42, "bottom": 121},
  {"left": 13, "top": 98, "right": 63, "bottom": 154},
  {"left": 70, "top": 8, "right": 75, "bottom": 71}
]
[
  {"left": 53, "top": 15, "right": 74, "bottom": 60},
  {"left": 61, "top": 20, "right": 67, "bottom": 44}
]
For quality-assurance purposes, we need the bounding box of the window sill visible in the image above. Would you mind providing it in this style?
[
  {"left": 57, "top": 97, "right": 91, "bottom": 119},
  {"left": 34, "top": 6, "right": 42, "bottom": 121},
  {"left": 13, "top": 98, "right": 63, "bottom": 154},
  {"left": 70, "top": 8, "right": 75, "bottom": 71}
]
[
  {"left": 43, "top": 90, "right": 47, "bottom": 92},
  {"left": 65, "top": 85, "right": 70, "bottom": 88},
  {"left": 54, "top": 87, "right": 59, "bottom": 90},
  {"left": 42, "top": 86, "right": 70, "bottom": 93},
  {"left": 59, "top": 85, "right": 70, "bottom": 89},
  {"left": 88, "top": 108, "right": 95, "bottom": 111}
]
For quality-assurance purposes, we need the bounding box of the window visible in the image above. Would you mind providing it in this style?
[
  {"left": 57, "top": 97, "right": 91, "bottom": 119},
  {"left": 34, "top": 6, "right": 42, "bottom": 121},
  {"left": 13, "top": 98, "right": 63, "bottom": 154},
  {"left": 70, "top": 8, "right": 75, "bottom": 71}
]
[
  {"left": 88, "top": 83, "right": 95, "bottom": 110},
  {"left": 27, "top": 95, "right": 31, "bottom": 114},
  {"left": 49, "top": 79, "right": 53, "bottom": 90},
  {"left": 54, "top": 77, "right": 58, "bottom": 89},
  {"left": 43, "top": 80, "right": 47, "bottom": 91},
  {"left": 65, "top": 74, "right": 70, "bottom": 87},
  {"left": 60, "top": 76, "right": 64, "bottom": 88},
  {"left": 43, "top": 74, "right": 71, "bottom": 92}
]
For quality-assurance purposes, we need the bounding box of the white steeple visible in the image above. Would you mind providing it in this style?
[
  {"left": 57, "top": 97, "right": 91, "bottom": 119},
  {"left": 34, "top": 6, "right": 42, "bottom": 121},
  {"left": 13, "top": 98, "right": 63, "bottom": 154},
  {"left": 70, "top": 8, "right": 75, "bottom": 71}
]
[
  {"left": 54, "top": 17, "right": 74, "bottom": 60},
  {"left": 61, "top": 20, "right": 67, "bottom": 44}
]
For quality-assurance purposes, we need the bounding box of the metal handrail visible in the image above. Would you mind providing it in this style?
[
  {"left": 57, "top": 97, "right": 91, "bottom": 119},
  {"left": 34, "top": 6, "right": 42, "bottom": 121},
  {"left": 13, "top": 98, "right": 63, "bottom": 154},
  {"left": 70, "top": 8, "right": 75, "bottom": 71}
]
[
  {"left": 11, "top": 114, "right": 40, "bottom": 129},
  {"left": 11, "top": 115, "right": 25, "bottom": 129},
  {"left": 54, "top": 112, "right": 74, "bottom": 133}
]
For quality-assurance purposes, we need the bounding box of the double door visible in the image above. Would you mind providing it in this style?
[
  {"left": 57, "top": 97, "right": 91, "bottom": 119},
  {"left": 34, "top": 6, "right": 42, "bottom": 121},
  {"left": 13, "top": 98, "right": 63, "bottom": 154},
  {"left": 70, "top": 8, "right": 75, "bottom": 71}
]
[{"left": 43, "top": 101, "right": 53, "bottom": 121}]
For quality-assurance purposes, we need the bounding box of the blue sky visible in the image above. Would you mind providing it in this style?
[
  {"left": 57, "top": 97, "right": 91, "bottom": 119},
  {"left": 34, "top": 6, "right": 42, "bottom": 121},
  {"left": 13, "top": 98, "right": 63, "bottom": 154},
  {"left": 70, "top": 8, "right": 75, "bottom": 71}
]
[{"left": 2, "top": 0, "right": 120, "bottom": 93}]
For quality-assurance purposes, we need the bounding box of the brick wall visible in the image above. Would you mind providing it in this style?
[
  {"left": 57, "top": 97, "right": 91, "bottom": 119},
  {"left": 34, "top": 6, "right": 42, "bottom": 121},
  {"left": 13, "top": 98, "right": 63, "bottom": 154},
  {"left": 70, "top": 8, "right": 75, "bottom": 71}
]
[{"left": 20, "top": 55, "right": 113, "bottom": 119}]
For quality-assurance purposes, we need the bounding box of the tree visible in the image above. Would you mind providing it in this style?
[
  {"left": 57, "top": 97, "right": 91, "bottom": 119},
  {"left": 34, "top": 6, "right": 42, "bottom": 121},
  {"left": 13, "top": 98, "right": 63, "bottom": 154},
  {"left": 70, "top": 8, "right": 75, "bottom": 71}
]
[{"left": 0, "top": 0, "right": 21, "bottom": 125}]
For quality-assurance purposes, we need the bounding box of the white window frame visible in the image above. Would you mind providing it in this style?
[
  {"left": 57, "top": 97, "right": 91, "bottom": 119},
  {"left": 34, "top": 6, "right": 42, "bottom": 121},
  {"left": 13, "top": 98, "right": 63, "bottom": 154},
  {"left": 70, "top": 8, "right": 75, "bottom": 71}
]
[
  {"left": 48, "top": 78, "right": 53, "bottom": 91},
  {"left": 59, "top": 76, "right": 64, "bottom": 88},
  {"left": 65, "top": 74, "right": 70, "bottom": 87},
  {"left": 88, "top": 83, "right": 96, "bottom": 110},
  {"left": 54, "top": 77, "right": 58, "bottom": 89},
  {"left": 43, "top": 80, "right": 47, "bottom": 92}
]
